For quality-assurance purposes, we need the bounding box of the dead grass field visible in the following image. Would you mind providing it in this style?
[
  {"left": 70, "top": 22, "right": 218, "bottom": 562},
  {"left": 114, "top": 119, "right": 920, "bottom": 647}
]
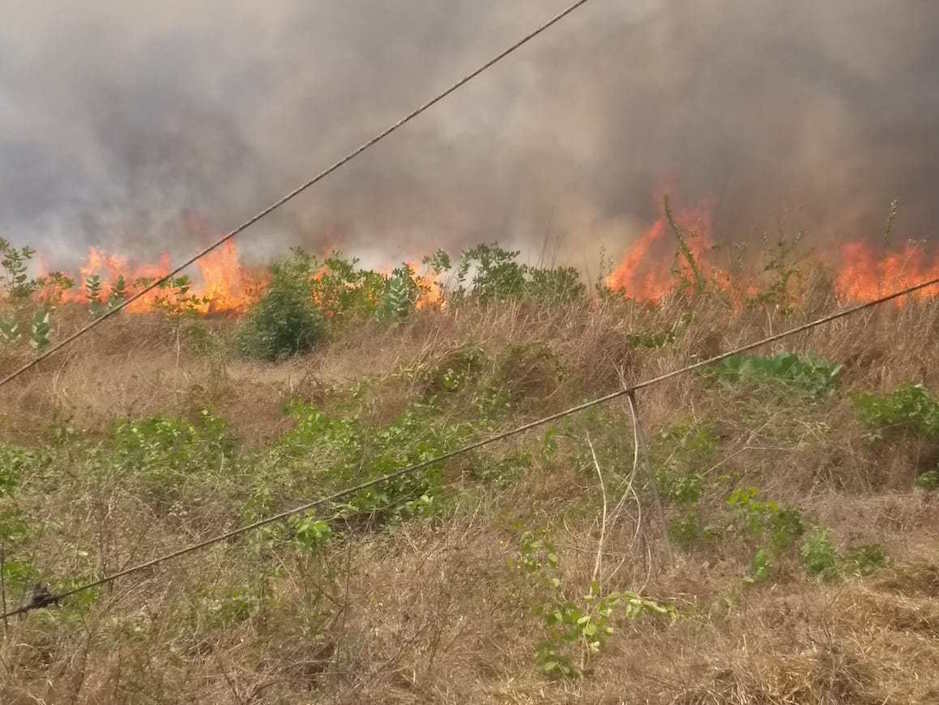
[{"left": 0, "top": 277, "right": 937, "bottom": 704}]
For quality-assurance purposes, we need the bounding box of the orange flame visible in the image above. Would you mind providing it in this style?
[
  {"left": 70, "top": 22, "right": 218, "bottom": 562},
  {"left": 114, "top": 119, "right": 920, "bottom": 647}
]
[
  {"left": 607, "top": 203, "right": 718, "bottom": 301},
  {"left": 194, "top": 241, "right": 268, "bottom": 314},
  {"left": 607, "top": 203, "right": 939, "bottom": 306},
  {"left": 50, "top": 241, "right": 265, "bottom": 314},
  {"left": 835, "top": 240, "right": 939, "bottom": 303}
]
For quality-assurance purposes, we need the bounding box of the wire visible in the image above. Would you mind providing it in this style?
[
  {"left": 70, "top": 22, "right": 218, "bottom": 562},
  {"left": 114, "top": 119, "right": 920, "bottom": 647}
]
[
  {"left": 0, "top": 0, "right": 594, "bottom": 392},
  {"left": 4, "top": 274, "right": 937, "bottom": 619}
]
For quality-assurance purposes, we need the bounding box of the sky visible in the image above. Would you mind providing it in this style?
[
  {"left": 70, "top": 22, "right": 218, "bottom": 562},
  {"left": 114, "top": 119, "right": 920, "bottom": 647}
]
[{"left": 1, "top": 0, "right": 937, "bottom": 270}]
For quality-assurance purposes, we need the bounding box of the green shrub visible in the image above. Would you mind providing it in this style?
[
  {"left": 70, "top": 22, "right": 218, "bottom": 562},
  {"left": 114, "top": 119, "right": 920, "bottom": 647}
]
[
  {"left": 420, "top": 346, "right": 488, "bottom": 396},
  {"left": 0, "top": 237, "right": 39, "bottom": 301},
  {"left": 668, "top": 511, "right": 710, "bottom": 550},
  {"left": 202, "top": 585, "right": 263, "bottom": 629},
  {"left": 456, "top": 244, "right": 527, "bottom": 302},
  {"left": 525, "top": 266, "right": 586, "bottom": 304},
  {"left": 106, "top": 410, "right": 236, "bottom": 509},
  {"left": 450, "top": 244, "right": 586, "bottom": 304},
  {"left": 843, "top": 544, "right": 887, "bottom": 576},
  {"left": 728, "top": 487, "right": 807, "bottom": 581},
  {"left": 652, "top": 423, "right": 717, "bottom": 505},
  {"left": 310, "top": 252, "right": 388, "bottom": 321},
  {"left": 517, "top": 532, "right": 674, "bottom": 679},
  {"left": 728, "top": 487, "right": 805, "bottom": 551},
  {"left": 746, "top": 548, "right": 773, "bottom": 584},
  {"left": 713, "top": 353, "right": 842, "bottom": 396},
  {"left": 379, "top": 264, "right": 421, "bottom": 319},
  {"left": 250, "top": 402, "right": 470, "bottom": 527},
  {"left": 915, "top": 469, "right": 939, "bottom": 491},
  {"left": 801, "top": 528, "right": 839, "bottom": 579},
  {"left": 0, "top": 443, "right": 44, "bottom": 593},
  {"left": 239, "top": 253, "right": 325, "bottom": 360},
  {"left": 0, "top": 443, "right": 39, "bottom": 496},
  {"left": 856, "top": 384, "right": 939, "bottom": 440}
]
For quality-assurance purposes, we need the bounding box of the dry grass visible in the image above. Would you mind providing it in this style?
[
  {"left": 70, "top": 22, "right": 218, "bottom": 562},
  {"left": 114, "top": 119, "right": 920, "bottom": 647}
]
[{"left": 0, "top": 280, "right": 938, "bottom": 704}]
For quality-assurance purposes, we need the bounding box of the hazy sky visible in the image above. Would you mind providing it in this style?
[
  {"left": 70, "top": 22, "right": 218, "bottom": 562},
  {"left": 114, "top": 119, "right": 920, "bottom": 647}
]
[{"left": 1, "top": 0, "right": 937, "bottom": 269}]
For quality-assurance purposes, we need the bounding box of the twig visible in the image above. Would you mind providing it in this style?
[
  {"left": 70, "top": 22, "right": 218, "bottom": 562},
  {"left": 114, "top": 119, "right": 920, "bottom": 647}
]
[
  {"left": 604, "top": 374, "right": 645, "bottom": 585},
  {"left": 617, "top": 370, "right": 672, "bottom": 564},
  {"left": 608, "top": 368, "right": 643, "bottom": 537},
  {"left": 0, "top": 542, "right": 7, "bottom": 637},
  {"left": 664, "top": 194, "right": 704, "bottom": 295},
  {"left": 586, "top": 433, "right": 607, "bottom": 586}
]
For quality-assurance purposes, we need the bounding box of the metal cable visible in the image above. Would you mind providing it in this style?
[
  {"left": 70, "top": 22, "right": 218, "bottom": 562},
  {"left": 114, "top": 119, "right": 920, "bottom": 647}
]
[
  {"left": 0, "top": 0, "right": 594, "bottom": 391},
  {"left": 4, "top": 275, "right": 937, "bottom": 619}
]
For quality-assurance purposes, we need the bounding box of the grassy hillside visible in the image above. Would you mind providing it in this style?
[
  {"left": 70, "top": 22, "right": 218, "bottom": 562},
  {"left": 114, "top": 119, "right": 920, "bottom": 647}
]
[{"left": 0, "top": 244, "right": 937, "bottom": 704}]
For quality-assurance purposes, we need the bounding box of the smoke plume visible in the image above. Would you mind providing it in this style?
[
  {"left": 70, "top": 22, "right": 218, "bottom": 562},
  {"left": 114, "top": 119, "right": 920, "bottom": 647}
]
[{"left": 1, "top": 0, "right": 937, "bottom": 270}]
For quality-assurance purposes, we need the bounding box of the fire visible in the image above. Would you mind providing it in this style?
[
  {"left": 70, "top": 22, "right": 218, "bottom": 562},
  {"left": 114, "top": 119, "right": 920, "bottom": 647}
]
[
  {"left": 194, "top": 241, "right": 268, "bottom": 314},
  {"left": 406, "top": 261, "right": 445, "bottom": 311},
  {"left": 606, "top": 202, "right": 939, "bottom": 306},
  {"left": 29, "top": 201, "right": 939, "bottom": 318},
  {"left": 606, "top": 203, "right": 718, "bottom": 301},
  {"left": 835, "top": 240, "right": 939, "bottom": 303},
  {"left": 47, "top": 241, "right": 265, "bottom": 314}
]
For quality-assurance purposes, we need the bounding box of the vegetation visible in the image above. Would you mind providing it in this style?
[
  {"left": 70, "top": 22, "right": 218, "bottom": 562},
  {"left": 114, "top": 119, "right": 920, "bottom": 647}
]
[
  {"left": 713, "top": 352, "right": 843, "bottom": 396},
  {"left": 0, "top": 232, "right": 937, "bottom": 704},
  {"left": 238, "top": 252, "right": 325, "bottom": 360}
]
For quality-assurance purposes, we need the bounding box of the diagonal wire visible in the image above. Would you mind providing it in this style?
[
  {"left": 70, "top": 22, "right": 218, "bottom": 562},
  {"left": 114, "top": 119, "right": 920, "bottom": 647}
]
[
  {"left": 4, "top": 274, "right": 937, "bottom": 619},
  {"left": 0, "top": 0, "right": 594, "bottom": 391}
]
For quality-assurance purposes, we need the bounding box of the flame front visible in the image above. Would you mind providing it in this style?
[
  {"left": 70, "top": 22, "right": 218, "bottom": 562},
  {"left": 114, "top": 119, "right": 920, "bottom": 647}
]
[
  {"left": 195, "top": 241, "right": 268, "bottom": 314},
  {"left": 606, "top": 203, "right": 721, "bottom": 301},
  {"left": 32, "top": 206, "right": 939, "bottom": 316},
  {"left": 604, "top": 204, "right": 939, "bottom": 305},
  {"left": 835, "top": 240, "right": 939, "bottom": 303},
  {"left": 49, "top": 241, "right": 264, "bottom": 314}
]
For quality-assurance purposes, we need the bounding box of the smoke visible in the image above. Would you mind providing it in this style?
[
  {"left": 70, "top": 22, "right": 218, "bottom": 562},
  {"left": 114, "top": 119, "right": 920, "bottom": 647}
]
[{"left": 1, "top": 0, "right": 937, "bottom": 270}]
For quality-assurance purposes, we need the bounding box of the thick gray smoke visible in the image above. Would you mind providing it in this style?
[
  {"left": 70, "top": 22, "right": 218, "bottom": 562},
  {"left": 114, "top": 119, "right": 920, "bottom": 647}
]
[{"left": 1, "top": 0, "right": 937, "bottom": 271}]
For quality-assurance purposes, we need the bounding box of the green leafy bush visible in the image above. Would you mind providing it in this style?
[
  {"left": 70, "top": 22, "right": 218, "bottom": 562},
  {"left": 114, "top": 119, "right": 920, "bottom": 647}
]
[
  {"left": 856, "top": 384, "right": 939, "bottom": 440},
  {"left": 251, "top": 402, "right": 470, "bottom": 527},
  {"left": 652, "top": 423, "right": 717, "bottom": 506},
  {"left": 239, "top": 252, "right": 325, "bottom": 360},
  {"left": 106, "top": 410, "right": 236, "bottom": 509},
  {"left": 452, "top": 244, "right": 585, "bottom": 304},
  {"left": 0, "top": 443, "right": 45, "bottom": 592},
  {"left": 517, "top": 532, "right": 674, "bottom": 679},
  {"left": 728, "top": 487, "right": 807, "bottom": 581},
  {"left": 525, "top": 266, "right": 586, "bottom": 305},
  {"left": 801, "top": 528, "right": 839, "bottom": 580},
  {"left": 668, "top": 511, "right": 711, "bottom": 550},
  {"left": 419, "top": 346, "right": 488, "bottom": 397},
  {"left": 0, "top": 237, "right": 38, "bottom": 301},
  {"left": 843, "top": 544, "right": 887, "bottom": 576},
  {"left": 379, "top": 264, "right": 421, "bottom": 319},
  {"left": 456, "top": 244, "right": 527, "bottom": 302},
  {"left": 713, "top": 353, "right": 842, "bottom": 396},
  {"left": 289, "top": 515, "right": 332, "bottom": 553},
  {"left": 29, "top": 307, "right": 52, "bottom": 350},
  {"left": 728, "top": 487, "right": 805, "bottom": 551},
  {"left": 915, "top": 469, "right": 939, "bottom": 491}
]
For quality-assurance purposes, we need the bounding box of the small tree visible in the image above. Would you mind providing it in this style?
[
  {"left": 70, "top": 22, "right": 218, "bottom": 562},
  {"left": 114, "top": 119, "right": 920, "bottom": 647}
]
[
  {"left": 85, "top": 274, "right": 105, "bottom": 318},
  {"left": 379, "top": 264, "right": 421, "bottom": 320},
  {"left": 108, "top": 275, "right": 128, "bottom": 312},
  {"left": 0, "top": 237, "right": 58, "bottom": 351},
  {"left": 0, "top": 238, "right": 38, "bottom": 302},
  {"left": 239, "top": 253, "right": 325, "bottom": 360}
]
